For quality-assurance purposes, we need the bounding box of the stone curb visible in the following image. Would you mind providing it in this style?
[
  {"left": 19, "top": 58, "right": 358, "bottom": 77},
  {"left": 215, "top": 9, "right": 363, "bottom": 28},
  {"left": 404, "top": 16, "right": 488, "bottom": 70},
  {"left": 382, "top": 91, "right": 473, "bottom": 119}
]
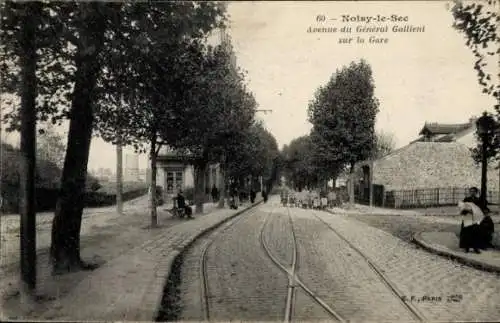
[
  {"left": 149, "top": 199, "right": 264, "bottom": 321},
  {"left": 412, "top": 232, "right": 500, "bottom": 274}
]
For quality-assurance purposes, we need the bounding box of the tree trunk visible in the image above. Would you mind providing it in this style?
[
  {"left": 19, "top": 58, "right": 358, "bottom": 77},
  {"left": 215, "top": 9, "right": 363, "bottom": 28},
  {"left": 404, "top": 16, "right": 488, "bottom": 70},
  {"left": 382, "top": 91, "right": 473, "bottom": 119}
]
[
  {"left": 149, "top": 136, "right": 158, "bottom": 227},
  {"left": 50, "top": 4, "right": 107, "bottom": 274},
  {"left": 19, "top": 1, "right": 41, "bottom": 293},
  {"left": 194, "top": 161, "right": 207, "bottom": 214}
]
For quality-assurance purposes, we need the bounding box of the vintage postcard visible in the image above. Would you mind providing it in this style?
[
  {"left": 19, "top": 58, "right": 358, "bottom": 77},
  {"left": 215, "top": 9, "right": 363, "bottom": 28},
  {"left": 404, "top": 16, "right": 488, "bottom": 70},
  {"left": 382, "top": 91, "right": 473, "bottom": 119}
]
[{"left": 1, "top": 0, "right": 499, "bottom": 322}]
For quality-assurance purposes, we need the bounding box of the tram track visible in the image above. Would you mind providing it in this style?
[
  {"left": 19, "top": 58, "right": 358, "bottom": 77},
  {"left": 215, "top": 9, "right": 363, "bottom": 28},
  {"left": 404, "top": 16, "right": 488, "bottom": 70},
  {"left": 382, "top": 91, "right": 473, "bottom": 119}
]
[
  {"left": 260, "top": 207, "right": 345, "bottom": 322},
  {"left": 310, "top": 209, "right": 428, "bottom": 322},
  {"left": 199, "top": 203, "right": 300, "bottom": 322},
  {"left": 197, "top": 202, "right": 428, "bottom": 322},
  {"left": 199, "top": 206, "right": 260, "bottom": 321}
]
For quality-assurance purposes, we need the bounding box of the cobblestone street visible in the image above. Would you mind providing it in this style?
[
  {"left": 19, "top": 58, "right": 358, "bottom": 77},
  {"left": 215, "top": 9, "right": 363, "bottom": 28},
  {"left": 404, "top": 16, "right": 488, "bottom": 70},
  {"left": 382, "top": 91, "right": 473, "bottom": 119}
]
[{"left": 175, "top": 197, "right": 500, "bottom": 321}]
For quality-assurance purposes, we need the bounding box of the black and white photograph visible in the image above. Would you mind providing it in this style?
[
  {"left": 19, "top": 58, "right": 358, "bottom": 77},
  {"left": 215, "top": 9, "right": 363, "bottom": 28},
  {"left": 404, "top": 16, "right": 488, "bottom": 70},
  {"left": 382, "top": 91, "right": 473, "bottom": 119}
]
[{"left": 1, "top": 0, "right": 499, "bottom": 321}]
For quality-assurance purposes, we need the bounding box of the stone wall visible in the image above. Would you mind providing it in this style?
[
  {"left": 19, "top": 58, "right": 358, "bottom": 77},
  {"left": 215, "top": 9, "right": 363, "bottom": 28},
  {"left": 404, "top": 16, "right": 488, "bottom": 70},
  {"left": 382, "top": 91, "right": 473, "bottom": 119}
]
[{"left": 372, "top": 142, "right": 499, "bottom": 192}]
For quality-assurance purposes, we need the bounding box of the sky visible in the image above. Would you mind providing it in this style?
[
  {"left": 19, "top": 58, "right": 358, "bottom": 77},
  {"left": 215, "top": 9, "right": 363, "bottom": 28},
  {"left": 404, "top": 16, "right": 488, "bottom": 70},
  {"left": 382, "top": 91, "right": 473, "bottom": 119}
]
[
  {"left": 226, "top": 1, "right": 497, "bottom": 150},
  {"left": 1, "top": 1, "right": 498, "bottom": 173}
]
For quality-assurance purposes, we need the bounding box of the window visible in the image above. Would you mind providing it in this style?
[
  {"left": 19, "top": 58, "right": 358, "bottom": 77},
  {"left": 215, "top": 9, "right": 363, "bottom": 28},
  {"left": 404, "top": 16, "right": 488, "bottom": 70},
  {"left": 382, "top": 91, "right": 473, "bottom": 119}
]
[
  {"left": 175, "top": 172, "right": 183, "bottom": 190},
  {"left": 166, "top": 172, "right": 174, "bottom": 194}
]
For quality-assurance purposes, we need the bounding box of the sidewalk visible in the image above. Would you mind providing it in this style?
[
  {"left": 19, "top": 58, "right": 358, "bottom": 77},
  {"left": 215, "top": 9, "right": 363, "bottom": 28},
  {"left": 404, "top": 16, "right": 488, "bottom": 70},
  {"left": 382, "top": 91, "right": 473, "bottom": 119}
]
[
  {"left": 1, "top": 199, "right": 262, "bottom": 321},
  {"left": 329, "top": 203, "right": 500, "bottom": 226},
  {"left": 413, "top": 231, "right": 500, "bottom": 273}
]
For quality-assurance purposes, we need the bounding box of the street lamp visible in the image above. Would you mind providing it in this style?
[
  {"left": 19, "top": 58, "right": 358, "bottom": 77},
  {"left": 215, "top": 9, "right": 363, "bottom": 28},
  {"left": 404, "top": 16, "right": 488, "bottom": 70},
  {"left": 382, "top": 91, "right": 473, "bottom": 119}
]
[{"left": 476, "top": 112, "right": 496, "bottom": 206}]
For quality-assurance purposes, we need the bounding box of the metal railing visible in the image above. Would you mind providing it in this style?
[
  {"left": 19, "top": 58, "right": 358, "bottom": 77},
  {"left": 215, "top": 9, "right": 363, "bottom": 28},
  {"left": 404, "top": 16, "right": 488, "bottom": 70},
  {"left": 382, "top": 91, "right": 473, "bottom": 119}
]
[{"left": 383, "top": 187, "right": 498, "bottom": 209}]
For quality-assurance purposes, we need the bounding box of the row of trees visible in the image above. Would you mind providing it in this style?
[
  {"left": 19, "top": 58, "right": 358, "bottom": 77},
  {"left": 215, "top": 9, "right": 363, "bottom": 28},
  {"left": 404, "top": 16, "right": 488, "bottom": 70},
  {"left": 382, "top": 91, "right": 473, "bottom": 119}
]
[
  {"left": 225, "top": 121, "right": 280, "bottom": 191},
  {"left": 1, "top": 2, "right": 279, "bottom": 275},
  {"left": 281, "top": 130, "right": 395, "bottom": 192},
  {"left": 281, "top": 60, "right": 385, "bottom": 192}
]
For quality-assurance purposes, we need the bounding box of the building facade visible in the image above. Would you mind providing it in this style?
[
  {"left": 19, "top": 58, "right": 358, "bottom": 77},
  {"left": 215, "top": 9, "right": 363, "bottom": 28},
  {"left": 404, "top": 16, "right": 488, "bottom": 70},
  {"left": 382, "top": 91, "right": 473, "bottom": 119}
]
[{"left": 154, "top": 145, "right": 222, "bottom": 202}]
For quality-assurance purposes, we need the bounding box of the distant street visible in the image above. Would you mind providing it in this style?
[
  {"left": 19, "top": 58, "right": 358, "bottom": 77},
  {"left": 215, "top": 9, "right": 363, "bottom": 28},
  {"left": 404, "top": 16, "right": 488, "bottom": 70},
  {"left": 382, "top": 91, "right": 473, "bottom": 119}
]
[{"left": 175, "top": 197, "right": 500, "bottom": 322}]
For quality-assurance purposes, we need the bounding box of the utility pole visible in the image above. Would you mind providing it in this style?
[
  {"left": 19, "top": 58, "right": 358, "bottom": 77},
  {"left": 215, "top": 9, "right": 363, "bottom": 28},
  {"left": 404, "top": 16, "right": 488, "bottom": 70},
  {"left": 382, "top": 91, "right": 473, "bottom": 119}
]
[
  {"left": 116, "top": 140, "right": 123, "bottom": 214},
  {"left": 19, "top": 2, "right": 41, "bottom": 299},
  {"left": 254, "top": 109, "right": 272, "bottom": 195}
]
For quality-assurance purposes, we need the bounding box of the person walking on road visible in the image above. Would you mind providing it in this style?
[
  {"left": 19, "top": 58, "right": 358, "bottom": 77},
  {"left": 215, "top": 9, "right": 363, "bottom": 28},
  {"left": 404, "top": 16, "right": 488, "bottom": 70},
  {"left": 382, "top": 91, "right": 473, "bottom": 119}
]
[
  {"left": 211, "top": 184, "right": 219, "bottom": 203},
  {"left": 250, "top": 188, "right": 256, "bottom": 204}
]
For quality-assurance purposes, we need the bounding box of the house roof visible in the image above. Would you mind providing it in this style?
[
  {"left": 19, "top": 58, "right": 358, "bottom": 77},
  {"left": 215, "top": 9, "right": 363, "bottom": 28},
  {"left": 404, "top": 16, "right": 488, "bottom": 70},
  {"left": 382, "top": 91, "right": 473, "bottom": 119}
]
[
  {"left": 434, "top": 134, "right": 456, "bottom": 142},
  {"left": 157, "top": 145, "right": 197, "bottom": 163},
  {"left": 418, "top": 122, "right": 472, "bottom": 136}
]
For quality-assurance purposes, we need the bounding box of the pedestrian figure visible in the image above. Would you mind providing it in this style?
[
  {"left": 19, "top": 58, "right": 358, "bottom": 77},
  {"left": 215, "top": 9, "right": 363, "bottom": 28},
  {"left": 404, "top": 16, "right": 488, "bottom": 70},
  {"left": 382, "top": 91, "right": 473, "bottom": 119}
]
[
  {"left": 478, "top": 210, "right": 495, "bottom": 249},
  {"left": 262, "top": 190, "right": 268, "bottom": 203},
  {"left": 229, "top": 184, "right": 238, "bottom": 209},
  {"left": 177, "top": 190, "right": 193, "bottom": 219},
  {"left": 463, "top": 187, "right": 490, "bottom": 213},
  {"left": 328, "top": 190, "right": 336, "bottom": 208},
  {"left": 250, "top": 189, "right": 256, "bottom": 204},
  {"left": 211, "top": 184, "right": 219, "bottom": 203},
  {"left": 229, "top": 195, "right": 238, "bottom": 209},
  {"left": 321, "top": 196, "right": 328, "bottom": 209},
  {"left": 458, "top": 187, "right": 493, "bottom": 253}
]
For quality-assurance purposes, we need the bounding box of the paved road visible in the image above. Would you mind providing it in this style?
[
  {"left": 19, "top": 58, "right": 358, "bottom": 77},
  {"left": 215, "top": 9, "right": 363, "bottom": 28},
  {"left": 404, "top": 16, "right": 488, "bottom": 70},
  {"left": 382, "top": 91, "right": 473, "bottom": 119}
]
[{"left": 176, "top": 197, "right": 500, "bottom": 322}]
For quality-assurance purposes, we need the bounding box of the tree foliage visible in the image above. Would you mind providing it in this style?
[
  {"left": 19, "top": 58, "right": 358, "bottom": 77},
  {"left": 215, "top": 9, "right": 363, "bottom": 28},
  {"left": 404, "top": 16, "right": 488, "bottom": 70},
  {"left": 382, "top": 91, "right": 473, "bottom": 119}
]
[
  {"left": 470, "top": 112, "right": 500, "bottom": 165},
  {"left": 90, "top": 2, "right": 227, "bottom": 218},
  {"left": 281, "top": 135, "right": 318, "bottom": 191},
  {"left": 93, "top": 2, "right": 226, "bottom": 150},
  {"left": 452, "top": 0, "right": 499, "bottom": 108},
  {"left": 37, "top": 124, "right": 66, "bottom": 168},
  {"left": 168, "top": 42, "right": 255, "bottom": 162},
  {"left": 160, "top": 40, "right": 256, "bottom": 211},
  {"left": 225, "top": 121, "right": 279, "bottom": 186},
  {"left": 307, "top": 60, "right": 379, "bottom": 177},
  {"left": 1, "top": 2, "right": 122, "bottom": 130},
  {"left": 452, "top": 0, "right": 500, "bottom": 164}
]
